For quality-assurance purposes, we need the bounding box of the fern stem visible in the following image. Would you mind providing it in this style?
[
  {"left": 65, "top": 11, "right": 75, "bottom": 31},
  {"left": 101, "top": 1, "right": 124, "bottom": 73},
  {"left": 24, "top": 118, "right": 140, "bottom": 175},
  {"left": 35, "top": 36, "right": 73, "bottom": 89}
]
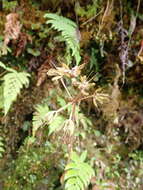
[{"left": 56, "top": 103, "right": 72, "bottom": 113}]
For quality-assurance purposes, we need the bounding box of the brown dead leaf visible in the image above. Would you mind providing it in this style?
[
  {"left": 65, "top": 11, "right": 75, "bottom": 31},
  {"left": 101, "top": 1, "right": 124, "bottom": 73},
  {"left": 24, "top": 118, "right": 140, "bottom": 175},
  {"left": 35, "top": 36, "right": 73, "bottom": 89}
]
[
  {"left": 4, "top": 13, "right": 22, "bottom": 46},
  {"left": 37, "top": 59, "right": 51, "bottom": 86},
  {"left": 14, "top": 32, "right": 32, "bottom": 57}
]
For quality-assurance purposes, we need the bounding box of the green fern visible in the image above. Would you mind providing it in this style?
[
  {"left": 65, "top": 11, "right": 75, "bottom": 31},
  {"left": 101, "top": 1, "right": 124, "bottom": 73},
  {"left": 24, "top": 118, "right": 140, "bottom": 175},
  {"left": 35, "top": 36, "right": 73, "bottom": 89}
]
[
  {"left": 44, "top": 13, "right": 81, "bottom": 65},
  {"left": 48, "top": 115, "right": 65, "bottom": 135},
  {"left": 0, "top": 62, "right": 30, "bottom": 115},
  {"left": 32, "top": 104, "right": 49, "bottom": 136},
  {"left": 0, "top": 86, "right": 4, "bottom": 109},
  {"left": 0, "top": 136, "right": 5, "bottom": 158},
  {"left": 32, "top": 103, "right": 66, "bottom": 136},
  {"left": 64, "top": 151, "right": 94, "bottom": 190}
]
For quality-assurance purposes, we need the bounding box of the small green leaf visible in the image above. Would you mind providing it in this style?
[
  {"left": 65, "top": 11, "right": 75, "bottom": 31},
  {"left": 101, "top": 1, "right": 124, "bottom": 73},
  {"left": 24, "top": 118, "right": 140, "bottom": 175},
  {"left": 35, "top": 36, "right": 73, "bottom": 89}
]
[
  {"left": 77, "top": 172, "right": 88, "bottom": 187},
  {"left": 0, "top": 61, "right": 7, "bottom": 70},
  {"left": 70, "top": 152, "right": 81, "bottom": 163},
  {"left": 64, "top": 170, "right": 78, "bottom": 181},
  {"left": 0, "top": 147, "right": 5, "bottom": 152},
  {"left": 94, "top": 130, "right": 101, "bottom": 137},
  {"left": 65, "top": 163, "right": 77, "bottom": 170},
  {"left": 27, "top": 48, "right": 41, "bottom": 57},
  {"left": 57, "top": 96, "right": 66, "bottom": 107},
  {"left": 48, "top": 115, "right": 65, "bottom": 135},
  {"left": 0, "top": 142, "right": 4, "bottom": 146},
  {"left": 80, "top": 151, "right": 87, "bottom": 162}
]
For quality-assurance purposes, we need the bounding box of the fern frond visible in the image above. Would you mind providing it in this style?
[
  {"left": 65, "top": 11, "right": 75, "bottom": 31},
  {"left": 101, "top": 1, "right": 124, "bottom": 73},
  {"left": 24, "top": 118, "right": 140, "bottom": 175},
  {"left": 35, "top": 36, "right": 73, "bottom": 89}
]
[
  {"left": 44, "top": 13, "right": 77, "bottom": 27},
  {"left": 44, "top": 13, "right": 81, "bottom": 65},
  {"left": 64, "top": 151, "right": 94, "bottom": 190},
  {"left": 32, "top": 103, "right": 66, "bottom": 136},
  {"left": 48, "top": 115, "right": 65, "bottom": 135},
  {"left": 0, "top": 62, "right": 30, "bottom": 115},
  {"left": 32, "top": 104, "right": 49, "bottom": 136},
  {"left": 3, "top": 71, "right": 30, "bottom": 115}
]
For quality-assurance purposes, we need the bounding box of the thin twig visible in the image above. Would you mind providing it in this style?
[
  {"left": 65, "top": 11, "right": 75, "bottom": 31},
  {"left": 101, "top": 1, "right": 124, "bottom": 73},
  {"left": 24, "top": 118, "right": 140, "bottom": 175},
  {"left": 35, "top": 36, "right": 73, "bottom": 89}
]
[
  {"left": 97, "top": 0, "right": 114, "bottom": 36},
  {"left": 60, "top": 78, "right": 72, "bottom": 98},
  {"left": 119, "top": 0, "right": 141, "bottom": 84},
  {"left": 81, "top": 8, "right": 103, "bottom": 26},
  {"left": 56, "top": 102, "right": 72, "bottom": 113},
  {"left": 0, "top": 71, "right": 7, "bottom": 77},
  {"left": 136, "top": 0, "right": 141, "bottom": 16}
]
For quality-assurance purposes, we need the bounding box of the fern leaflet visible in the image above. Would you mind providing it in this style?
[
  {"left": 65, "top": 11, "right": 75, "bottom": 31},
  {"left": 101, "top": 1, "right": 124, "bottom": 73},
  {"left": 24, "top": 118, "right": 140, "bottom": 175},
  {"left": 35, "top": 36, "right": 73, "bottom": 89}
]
[
  {"left": 64, "top": 151, "right": 94, "bottom": 190},
  {"left": 0, "top": 62, "right": 30, "bottom": 115},
  {"left": 32, "top": 103, "right": 66, "bottom": 136},
  {"left": 44, "top": 13, "right": 81, "bottom": 65},
  {"left": 32, "top": 104, "right": 49, "bottom": 136}
]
